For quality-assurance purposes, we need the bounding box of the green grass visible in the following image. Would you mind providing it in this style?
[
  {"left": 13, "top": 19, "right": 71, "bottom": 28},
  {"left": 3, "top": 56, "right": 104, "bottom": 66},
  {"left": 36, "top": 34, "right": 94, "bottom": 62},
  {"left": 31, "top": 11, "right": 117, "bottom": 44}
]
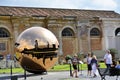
[
  {"left": 49, "top": 64, "right": 87, "bottom": 71},
  {"left": 0, "top": 63, "right": 106, "bottom": 73},
  {"left": 0, "top": 68, "right": 24, "bottom": 74},
  {"left": 99, "top": 63, "right": 106, "bottom": 68},
  {"left": 49, "top": 62, "right": 106, "bottom": 71}
]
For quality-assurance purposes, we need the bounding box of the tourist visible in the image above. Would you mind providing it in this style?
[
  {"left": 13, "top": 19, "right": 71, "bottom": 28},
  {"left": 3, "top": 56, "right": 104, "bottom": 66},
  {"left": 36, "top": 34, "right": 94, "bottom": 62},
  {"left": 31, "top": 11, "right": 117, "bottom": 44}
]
[
  {"left": 71, "top": 54, "right": 79, "bottom": 78},
  {"left": 111, "top": 60, "right": 117, "bottom": 68},
  {"left": 115, "top": 60, "right": 120, "bottom": 69},
  {"left": 34, "top": 40, "right": 38, "bottom": 50},
  {"left": 91, "top": 55, "right": 99, "bottom": 77},
  {"left": 103, "top": 50, "right": 112, "bottom": 75},
  {"left": 86, "top": 52, "right": 92, "bottom": 76}
]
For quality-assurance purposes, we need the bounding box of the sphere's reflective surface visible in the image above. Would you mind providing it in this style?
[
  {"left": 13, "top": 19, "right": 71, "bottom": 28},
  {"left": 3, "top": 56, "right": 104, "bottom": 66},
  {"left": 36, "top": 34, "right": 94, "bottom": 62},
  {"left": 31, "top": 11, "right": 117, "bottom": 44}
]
[{"left": 15, "top": 27, "right": 59, "bottom": 73}]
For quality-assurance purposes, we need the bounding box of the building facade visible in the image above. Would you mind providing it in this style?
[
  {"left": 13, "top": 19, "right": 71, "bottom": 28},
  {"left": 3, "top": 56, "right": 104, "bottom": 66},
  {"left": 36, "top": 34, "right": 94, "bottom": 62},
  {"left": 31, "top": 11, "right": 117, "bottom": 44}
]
[{"left": 0, "top": 6, "right": 120, "bottom": 60}]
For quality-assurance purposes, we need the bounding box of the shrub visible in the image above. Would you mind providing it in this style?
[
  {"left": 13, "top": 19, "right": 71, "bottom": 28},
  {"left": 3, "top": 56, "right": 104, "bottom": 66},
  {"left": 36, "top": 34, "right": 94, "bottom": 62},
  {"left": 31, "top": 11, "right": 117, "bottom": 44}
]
[
  {"left": 65, "top": 55, "right": 72, "bottom": 62},
  {"left": 109, "top": 48, "right": 118, "bottom": 60}
]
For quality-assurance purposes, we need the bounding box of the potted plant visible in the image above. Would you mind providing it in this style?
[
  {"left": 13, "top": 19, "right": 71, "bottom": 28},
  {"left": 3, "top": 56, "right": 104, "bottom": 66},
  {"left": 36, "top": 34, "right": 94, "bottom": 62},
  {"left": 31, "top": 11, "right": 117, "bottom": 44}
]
[{"left": 65, "top": 55, "right": 72, "bottom": 63}]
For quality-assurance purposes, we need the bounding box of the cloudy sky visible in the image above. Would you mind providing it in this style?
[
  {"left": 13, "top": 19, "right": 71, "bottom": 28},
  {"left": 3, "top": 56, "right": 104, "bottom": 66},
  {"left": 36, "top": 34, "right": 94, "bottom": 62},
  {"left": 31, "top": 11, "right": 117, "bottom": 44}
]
[{"left": 0, "top": 0, "right": 120, "bottom": 13}]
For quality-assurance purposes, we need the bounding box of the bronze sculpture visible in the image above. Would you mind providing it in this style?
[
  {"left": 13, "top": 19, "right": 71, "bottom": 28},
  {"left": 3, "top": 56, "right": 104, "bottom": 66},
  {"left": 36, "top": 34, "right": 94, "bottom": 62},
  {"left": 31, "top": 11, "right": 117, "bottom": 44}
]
[{"left": 15, "top": 27, "right": 59, "bottom": 74}]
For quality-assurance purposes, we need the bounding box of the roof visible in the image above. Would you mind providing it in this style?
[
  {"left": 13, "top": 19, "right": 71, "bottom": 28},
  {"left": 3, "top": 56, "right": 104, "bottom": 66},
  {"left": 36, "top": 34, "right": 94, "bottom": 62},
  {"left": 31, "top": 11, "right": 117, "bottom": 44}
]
[{"left": 0, "top": 6, "right": 120, "bottom": 18}]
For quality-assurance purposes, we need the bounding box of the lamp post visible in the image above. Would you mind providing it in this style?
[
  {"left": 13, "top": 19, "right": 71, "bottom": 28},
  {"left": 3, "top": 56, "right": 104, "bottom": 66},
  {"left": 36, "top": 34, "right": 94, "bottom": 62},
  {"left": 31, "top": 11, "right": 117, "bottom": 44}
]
[
  {"left": 78, "top": 62, "right": 79, "bottom": 72},
  {"left": 10, "top": 62, "right": 12, "bottom": 79},
  {"left": 79, "top": 60, "right": 83, "bottom": 75},
  {"left": 24, "top": 67, "right": 26, "bottom": 80},
  {"left": 68, "top": 59, "right": 72, "bottom": 76}
]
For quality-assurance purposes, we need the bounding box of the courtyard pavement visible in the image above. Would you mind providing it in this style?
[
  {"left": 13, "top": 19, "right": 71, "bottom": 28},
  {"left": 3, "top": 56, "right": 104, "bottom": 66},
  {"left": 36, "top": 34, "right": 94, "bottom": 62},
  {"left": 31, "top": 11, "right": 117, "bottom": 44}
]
[{"left": 0, "top": 70, "right": 119, "bottom": 80}]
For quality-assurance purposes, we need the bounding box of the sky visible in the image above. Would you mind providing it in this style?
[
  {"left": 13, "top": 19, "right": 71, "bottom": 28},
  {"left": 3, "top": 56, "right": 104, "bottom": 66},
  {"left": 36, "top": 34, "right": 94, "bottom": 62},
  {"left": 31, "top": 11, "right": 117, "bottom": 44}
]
[{"left": 0, "top": 0, "right": 120, "bottom": 13}]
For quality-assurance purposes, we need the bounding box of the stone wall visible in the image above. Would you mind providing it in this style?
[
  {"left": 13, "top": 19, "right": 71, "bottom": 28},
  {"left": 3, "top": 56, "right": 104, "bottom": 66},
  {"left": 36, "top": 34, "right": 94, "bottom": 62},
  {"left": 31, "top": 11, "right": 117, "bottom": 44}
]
[{"left": 0, "top": 15, "right": 120, "bottom": 61}]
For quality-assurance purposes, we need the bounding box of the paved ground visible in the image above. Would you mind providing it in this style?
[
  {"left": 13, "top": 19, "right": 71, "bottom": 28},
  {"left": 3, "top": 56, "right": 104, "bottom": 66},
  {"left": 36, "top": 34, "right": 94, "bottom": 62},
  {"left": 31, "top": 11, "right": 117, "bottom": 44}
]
[{"left": 0, "top": 70, "right": 119, "bottom": 80}]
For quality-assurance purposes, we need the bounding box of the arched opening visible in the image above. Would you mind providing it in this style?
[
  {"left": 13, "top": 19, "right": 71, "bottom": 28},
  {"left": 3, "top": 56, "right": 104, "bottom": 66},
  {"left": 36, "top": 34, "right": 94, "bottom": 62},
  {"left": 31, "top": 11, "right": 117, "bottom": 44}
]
[
  {"left": 115, "top": 28, "right": 120, "bottom": 36},
  {"left": 90, "top": 28, "right": 100, "bottom": 36},
  {"left": 90, "top": 28, "right": 102, "bottom": 50},
  {"left": 0, "top": 28, "right": 10, "bottom": 37},
  {"left": 62, "top": 28, "right": 74, "bottom": 37},
  {"left": 0, "top": 28, "right": 10, "bottom": 51},
  {"left": 61, "top": 27, "right": 75, "bottom": 58},
  {"left": 115, "top": 28, "right": 120, "bottom": 50}
]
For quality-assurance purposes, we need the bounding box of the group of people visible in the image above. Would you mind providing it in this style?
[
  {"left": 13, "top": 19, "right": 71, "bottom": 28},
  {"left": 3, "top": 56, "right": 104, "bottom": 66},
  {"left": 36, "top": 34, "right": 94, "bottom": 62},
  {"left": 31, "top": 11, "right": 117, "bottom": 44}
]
[
  {"left": 70, "top": 49, "right": 120, "bottom": 78},
  {"left": 71, "top": 53, "right": 99, "bottom": 78},
  {"left": 87, "top": 52, "right": 98, "bottom": 77},
  {"left": 87, "top": 50, "right": 120, "bottom": 77}
]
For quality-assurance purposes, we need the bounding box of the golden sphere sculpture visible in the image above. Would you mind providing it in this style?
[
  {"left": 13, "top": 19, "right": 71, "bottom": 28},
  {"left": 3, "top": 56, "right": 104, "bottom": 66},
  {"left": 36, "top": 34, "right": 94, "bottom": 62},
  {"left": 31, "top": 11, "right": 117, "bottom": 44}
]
[{"left": 15, "top": 27, "right": 59, "bottom": 74}]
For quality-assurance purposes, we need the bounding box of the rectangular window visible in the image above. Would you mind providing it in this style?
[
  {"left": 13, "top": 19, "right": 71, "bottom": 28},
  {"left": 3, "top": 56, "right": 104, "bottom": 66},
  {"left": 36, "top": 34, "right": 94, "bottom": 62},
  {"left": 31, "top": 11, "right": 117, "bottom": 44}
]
[{"left": 0, "top": 43, "right": 6, "bottom": 51}]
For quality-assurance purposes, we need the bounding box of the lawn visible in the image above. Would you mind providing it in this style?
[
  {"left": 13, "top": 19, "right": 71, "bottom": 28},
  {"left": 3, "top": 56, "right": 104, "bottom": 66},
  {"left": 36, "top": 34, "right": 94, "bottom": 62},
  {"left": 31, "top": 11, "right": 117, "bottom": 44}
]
[
  {"left": 0, "top": 63, "right": 106, "bottom": 74},
  {"left": 49, "top": 62, "right": 106, "bottom": 71},
  {"left": 0, "top": 67, "right": 24, "bottom": 74}
]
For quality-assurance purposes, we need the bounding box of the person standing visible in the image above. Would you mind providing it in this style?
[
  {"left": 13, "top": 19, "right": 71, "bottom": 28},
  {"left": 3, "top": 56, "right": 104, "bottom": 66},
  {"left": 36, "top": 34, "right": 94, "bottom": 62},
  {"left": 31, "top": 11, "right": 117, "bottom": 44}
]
[
  {"left": 115, "top": 60, "right": 120, "bottom": 69},
  {"left": 34, "top": 40, "right": 38, "bottom": 50},
  {"left": 86, "top": 52, "right": 92, "bottom": 76},
  {"left": 91, "top": 55, "right": 99, "bottom": 77},
  {"left": 6, "top": 53, "right": 11, "bottom": 68},
  {"left": 103, "top": 50, "right": 112, "bottom": 74},
  {"left": 71, "top": 54, "right": 79, "bottom": 78}
]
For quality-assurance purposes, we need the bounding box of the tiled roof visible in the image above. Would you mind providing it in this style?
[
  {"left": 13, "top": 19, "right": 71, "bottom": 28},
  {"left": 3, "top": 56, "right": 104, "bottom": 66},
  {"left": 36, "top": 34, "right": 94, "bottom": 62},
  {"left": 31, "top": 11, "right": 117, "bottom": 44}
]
[{"left": 0, "top": 6, "right": 120, "bottom": 18}]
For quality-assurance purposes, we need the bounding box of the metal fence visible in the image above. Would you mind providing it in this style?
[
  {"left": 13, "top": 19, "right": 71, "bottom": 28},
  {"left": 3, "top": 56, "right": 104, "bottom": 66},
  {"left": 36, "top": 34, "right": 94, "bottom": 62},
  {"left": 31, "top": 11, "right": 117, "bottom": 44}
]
[{"left": 0, "top": 59, "right": 20, "bottom": 69}]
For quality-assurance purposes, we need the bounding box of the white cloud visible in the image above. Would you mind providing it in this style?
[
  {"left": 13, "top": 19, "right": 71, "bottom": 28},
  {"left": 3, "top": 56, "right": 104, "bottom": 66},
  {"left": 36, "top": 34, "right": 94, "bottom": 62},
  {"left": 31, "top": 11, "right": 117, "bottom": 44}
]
[
  {"left": 92, "top": 0, "right": 117, "bottom": 10},
  {"left": 0, "top": 0, "right": 119, "bottom": 13},
  {"left": 42, "top": 0, "right": 83, "bottom": 9}
]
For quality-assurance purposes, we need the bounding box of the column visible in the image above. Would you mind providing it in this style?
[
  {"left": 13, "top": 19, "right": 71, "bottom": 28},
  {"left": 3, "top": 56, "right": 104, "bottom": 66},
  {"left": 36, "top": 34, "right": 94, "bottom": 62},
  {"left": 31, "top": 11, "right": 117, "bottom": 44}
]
[
  {"left": 87, "top": 26, "right": 91, "bottom": 51},
  {"left": 76, "top": 26, "right": 82, "bottom": 53}
]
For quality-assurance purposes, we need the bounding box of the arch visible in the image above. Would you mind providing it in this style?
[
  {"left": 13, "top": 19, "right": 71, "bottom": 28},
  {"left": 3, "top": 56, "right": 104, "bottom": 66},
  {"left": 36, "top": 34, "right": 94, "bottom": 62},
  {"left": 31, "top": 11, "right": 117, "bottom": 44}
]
[
  {"left": 115, "top": 27, "right": 120, "bottom": 50},
  {"left": 90, "top": 27, "right": 102, "bottom": 50},
  {"left": 61, "top": 26, "right": 76, "bottom": 57},
  {"left": 58, "top": 26, "right": 75, "bottom": 56},
  {"left": 115, "top": 27, "right": 120, "bottom": 36},
  {"left": 62, "top": 28, "right": 74, "bottom": 37},
  {"left": 0, "top": 27, "right": 10, "bottom": 37},
  {"left": 90, "top": 28, "right": 100, "bottom": 36}
]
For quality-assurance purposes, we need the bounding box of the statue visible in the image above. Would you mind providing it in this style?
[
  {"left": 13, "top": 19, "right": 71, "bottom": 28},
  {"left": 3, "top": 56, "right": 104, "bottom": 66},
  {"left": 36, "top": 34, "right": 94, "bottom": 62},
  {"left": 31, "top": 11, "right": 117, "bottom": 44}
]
[{"left": 15, "top": 27, "right": 59, "bottom": 74}]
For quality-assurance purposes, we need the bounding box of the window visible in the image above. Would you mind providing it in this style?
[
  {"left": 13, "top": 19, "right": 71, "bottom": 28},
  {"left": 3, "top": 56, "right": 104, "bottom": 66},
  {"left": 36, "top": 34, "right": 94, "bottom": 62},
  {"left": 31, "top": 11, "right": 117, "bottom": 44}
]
[
  {"left": 0, "top": 43, "right": 6, "bottom": 51},
  {"left": 117, "top": 32, "right": 120, "bottom": 36},
  {"left": 0, "top": 28, "right": 10, "bottom": 37},
  {"left": 62, "top": 28, "right": 74, "bottom": 36},
  {"left": 90, "top": 28, "right": 100, "bottom": 36},
  {"left": 115, "top": 28, "right": 120, "bottom": 36},
  {"left": 0, "top": 28, "right": 10, "bottom": 51}
]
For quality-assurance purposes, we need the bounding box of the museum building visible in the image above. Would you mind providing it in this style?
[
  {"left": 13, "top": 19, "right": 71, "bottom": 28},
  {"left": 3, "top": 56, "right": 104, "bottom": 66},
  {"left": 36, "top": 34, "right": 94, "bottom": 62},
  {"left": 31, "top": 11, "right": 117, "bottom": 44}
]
[{"left": 0, "top": 6, "right": 120, "bottom": 60}]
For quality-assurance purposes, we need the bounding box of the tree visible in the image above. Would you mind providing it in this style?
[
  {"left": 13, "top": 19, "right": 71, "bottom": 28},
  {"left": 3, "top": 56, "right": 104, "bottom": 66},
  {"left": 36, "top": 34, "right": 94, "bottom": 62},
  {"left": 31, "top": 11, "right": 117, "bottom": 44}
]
[{"left": 109, "top": 48, "right": 118, "bottom": 60}]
